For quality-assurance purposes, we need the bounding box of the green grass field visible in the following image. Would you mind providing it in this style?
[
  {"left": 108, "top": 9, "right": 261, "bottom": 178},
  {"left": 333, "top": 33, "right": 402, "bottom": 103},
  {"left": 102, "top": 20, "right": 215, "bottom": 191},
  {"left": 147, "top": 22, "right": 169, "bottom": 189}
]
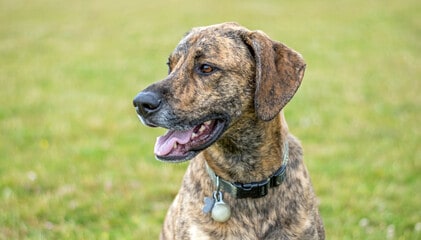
[{"left": 1, "top": 0, "right": 419, "bottom": 239}]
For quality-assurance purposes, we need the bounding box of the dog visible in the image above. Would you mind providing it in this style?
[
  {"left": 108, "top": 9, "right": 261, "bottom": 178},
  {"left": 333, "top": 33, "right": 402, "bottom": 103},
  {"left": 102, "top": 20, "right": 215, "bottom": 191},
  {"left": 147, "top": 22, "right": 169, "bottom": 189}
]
[{"left": 133, "top": 22, "right": 325, "bottom": 239}]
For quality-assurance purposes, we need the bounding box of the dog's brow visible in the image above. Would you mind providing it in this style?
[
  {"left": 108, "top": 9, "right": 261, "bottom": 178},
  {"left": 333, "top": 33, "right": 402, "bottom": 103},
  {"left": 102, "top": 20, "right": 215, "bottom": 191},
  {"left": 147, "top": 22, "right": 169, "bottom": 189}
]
[{"left": 194, "top": 51, "right": 204, "bottom": 60}]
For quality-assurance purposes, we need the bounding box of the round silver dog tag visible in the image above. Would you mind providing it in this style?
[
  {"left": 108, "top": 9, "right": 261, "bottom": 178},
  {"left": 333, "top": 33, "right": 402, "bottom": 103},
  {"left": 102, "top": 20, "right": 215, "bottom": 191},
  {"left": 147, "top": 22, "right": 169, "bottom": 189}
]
[{"left": 211, "top": 200, "right": 231, "bottom": 222}]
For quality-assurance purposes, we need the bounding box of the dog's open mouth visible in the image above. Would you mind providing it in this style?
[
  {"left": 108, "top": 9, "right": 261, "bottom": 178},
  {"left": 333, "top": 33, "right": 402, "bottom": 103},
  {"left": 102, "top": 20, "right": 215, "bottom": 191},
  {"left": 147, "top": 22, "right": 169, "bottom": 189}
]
[{"left": 154, "top": 119, "right": 227, "bottom": 162}]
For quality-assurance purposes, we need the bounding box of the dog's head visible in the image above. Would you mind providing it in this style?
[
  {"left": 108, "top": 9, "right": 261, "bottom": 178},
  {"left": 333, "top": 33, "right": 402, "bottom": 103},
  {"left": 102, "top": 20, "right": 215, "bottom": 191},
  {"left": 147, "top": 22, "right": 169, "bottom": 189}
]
[{"left": 133, "top": 22, "right": 305, "bottom": 162}]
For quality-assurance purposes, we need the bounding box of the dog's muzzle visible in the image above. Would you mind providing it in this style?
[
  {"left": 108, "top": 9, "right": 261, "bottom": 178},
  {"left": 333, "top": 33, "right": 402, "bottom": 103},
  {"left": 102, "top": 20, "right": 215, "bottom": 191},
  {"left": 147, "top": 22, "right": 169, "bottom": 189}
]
[{"left": 133, "top": 90, "right": 229, "bottom": 162}]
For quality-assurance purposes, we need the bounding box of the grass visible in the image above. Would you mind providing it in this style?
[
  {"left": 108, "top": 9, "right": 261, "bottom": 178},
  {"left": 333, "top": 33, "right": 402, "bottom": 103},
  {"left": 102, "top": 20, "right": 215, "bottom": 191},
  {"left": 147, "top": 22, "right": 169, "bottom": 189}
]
[{"left": 0, "top": 0, "right": 419, "bottom": 239}]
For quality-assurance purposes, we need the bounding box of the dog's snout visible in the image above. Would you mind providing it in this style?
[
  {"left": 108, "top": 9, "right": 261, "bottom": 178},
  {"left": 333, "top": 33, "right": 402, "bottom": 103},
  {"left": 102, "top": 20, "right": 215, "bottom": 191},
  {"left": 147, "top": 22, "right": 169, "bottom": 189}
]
[{"left": 133, "top": 91, "right": 162, "bottom": 117}]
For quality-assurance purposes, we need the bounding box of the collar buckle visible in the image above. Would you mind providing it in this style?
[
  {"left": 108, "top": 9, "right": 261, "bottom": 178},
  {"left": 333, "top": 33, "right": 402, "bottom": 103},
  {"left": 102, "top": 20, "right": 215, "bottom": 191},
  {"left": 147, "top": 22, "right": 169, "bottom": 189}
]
[{"left": 233, "top": 180, "right": 270, "bottom": 198}]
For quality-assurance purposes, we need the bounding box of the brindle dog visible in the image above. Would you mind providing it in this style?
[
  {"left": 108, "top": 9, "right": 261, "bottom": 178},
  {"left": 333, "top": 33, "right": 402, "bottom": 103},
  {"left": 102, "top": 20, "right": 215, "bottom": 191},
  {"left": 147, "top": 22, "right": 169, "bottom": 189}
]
[{"left": 133, "top": 22, "right": 325, "bottom": 239}]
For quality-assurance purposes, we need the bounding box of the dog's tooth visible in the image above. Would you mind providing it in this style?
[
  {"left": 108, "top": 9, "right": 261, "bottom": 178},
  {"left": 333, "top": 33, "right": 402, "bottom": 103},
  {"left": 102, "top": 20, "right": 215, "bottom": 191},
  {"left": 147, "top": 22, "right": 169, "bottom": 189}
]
[
  {"left": 204, "top": 121, "right": 211, "bottom": 126},
  {"left": 199, "top": 125, "right": 206, "bottom": 133},
  {"left": 173, "top": 142, "right": 178, "bottom": 149},
  {"left": 191, "top": 132, "right": 198, "bottom": 139}
]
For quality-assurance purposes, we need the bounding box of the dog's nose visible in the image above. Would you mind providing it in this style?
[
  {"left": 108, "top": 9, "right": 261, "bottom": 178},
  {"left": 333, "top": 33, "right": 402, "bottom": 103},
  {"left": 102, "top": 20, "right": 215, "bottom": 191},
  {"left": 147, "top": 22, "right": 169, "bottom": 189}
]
[{"left": 133, "top": 91, "right": 162, "bottom": 117}]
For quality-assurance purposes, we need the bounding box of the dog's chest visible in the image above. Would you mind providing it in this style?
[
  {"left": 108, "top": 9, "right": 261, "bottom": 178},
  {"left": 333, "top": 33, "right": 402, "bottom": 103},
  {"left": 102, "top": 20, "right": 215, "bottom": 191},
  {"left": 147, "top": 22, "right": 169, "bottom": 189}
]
[{"left": 188, "top": 224, "right": 212, "bottom": 240}]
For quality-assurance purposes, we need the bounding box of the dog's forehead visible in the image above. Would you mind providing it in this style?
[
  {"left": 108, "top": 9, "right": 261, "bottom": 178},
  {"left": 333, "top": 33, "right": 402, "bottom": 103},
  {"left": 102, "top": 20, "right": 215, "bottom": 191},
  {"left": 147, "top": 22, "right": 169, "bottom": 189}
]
[{"left": 172, "top": 24, "right": 247, "bottom": 56}]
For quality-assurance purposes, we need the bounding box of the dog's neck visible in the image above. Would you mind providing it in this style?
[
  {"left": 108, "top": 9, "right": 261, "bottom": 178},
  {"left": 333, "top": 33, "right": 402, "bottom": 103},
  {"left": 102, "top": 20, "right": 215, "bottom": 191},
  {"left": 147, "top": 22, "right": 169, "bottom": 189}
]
[{"left": 203, "top": 112, "right": 289, "bottom": 183}]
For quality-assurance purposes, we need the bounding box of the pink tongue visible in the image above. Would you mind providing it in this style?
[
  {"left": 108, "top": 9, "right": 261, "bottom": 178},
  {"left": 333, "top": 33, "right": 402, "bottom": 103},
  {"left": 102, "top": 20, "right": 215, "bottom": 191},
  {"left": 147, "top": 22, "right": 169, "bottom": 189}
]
[{"left": 154, "top": 129, "right": 194, "bottom": 156}]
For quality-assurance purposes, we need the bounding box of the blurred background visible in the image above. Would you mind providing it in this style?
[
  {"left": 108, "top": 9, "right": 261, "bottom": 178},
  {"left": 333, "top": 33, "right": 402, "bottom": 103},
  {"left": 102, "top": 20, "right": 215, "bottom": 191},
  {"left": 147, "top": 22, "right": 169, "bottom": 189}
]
[{"left": 0, "top": 0, "right": 419, "bottom": 239}]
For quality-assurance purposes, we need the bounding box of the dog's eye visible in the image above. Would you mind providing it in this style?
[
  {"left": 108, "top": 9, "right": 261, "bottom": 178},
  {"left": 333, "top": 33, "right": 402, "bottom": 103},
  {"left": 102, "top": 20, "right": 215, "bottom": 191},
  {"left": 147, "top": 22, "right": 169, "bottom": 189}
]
[{"left": 198, "top": 64, "right": 214, "bottom": 75}]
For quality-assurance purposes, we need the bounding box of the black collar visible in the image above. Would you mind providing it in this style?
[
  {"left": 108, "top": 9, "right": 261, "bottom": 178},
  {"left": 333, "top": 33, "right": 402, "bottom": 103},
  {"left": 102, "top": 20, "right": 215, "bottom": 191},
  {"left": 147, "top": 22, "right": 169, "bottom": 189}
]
[{"left": 205, "top": 140, "right": 289, "bottom": 199}]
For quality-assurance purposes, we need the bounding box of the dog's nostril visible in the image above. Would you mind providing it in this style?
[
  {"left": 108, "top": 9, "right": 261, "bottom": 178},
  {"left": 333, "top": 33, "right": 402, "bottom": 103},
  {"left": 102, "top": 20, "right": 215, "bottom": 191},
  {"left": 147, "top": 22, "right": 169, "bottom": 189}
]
[
  {"left": 141, "top": 102, "right": 159, "bottom": 111},
  {"left": 133, "top": 91, "right": 162, "bottom": 116}
]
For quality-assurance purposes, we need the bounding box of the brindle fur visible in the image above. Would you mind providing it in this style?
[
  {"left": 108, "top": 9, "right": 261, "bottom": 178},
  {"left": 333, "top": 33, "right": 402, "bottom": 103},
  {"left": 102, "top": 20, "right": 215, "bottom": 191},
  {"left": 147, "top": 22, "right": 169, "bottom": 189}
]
[{"left": 138, "top": 23, "right": 324, "bottom": 239}]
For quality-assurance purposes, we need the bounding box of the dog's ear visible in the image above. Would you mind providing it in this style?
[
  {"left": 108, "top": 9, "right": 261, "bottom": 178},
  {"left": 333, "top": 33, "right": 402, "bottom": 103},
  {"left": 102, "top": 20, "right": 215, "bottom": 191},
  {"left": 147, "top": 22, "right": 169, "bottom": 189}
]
[{"left": 242, "top": 31, "right": 306, "bottom": 121}]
